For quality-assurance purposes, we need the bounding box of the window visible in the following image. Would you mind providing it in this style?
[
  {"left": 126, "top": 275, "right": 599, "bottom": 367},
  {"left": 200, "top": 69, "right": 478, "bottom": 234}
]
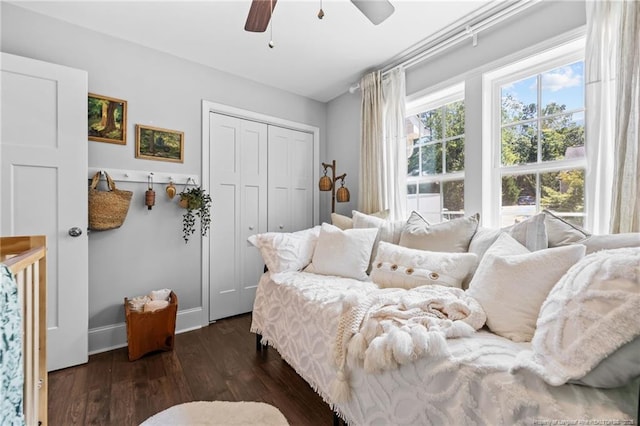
[
  {"left": 487, "top": 40, "right": 586, "bottom": 227},
  {"left": 405, "top": 84, "right": 465, "bottom": 222}
]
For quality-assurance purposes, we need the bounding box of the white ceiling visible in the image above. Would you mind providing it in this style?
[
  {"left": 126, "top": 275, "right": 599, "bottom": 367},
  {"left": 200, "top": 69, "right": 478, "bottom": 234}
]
[{"left": 10, "top": 0, "right": 499, "bottom": 102}]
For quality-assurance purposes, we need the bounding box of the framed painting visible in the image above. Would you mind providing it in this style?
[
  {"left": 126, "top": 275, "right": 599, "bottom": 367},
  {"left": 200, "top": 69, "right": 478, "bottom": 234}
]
[
  {"left": 88, "top": 93, "right": 127, "bottom": 144},
  {"left": 135, "top": 124, "right": 184, "bottom": 163}
]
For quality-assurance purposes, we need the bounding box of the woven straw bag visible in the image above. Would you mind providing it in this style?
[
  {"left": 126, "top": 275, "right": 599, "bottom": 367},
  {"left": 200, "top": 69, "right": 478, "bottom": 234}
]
[{"left": 88, "top": 172, "right": 133, "bottom": 231}]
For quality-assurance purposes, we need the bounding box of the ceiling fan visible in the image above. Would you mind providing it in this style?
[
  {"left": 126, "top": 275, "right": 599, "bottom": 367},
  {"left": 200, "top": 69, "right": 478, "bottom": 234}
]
[{"left": 244, "top": 0, "right": 395, "bottom": 32}]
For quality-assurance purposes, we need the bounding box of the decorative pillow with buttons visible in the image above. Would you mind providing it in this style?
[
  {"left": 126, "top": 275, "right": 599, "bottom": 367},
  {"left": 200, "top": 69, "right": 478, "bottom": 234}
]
[{"left": 370, "top": 241, "right": 478, "bottom": 289}]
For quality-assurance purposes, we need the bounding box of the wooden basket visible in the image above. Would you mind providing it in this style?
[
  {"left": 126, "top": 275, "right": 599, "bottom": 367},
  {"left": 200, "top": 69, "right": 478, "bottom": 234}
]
[{"left": 124, "top": 292, "right": 177, "bottom": 361}]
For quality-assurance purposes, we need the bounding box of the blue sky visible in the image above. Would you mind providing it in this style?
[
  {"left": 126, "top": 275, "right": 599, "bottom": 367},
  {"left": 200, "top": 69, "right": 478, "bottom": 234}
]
[{"left": 502, "top": 61, "right": 584, "bottom": 113}]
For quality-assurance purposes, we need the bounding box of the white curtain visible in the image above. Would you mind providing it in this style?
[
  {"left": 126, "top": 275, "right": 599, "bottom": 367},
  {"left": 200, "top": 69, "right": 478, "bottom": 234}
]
[
  {"left": 585, "top": 0, "right": 639, "bottom": 234},
  {"left": 610, "top": 1, "right": 639, "bottom": 233},
  {"left": 358, "top": 68, "right": 407, "bottom": 219},
  {"left": 382, "top": 68, "right": 407, "bottom": 220},
  {"left": 358, "top": 71, "right": 384, "bottom": 214}
]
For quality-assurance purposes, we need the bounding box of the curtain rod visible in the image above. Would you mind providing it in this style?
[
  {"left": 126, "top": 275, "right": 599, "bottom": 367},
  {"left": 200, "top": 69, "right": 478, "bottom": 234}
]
[{"left": 380, "top": 0, "right": 540, "bottom": 77}]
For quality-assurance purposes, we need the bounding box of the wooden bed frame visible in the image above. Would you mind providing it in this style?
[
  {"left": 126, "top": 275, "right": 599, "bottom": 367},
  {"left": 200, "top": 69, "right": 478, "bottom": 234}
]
[{"left": 1, "top": 235, "right": 47, "bottom": 426}]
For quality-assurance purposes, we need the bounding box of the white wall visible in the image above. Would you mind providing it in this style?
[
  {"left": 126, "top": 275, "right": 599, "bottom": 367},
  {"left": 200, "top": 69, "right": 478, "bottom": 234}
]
[
  {"left": 324, "top": 91, "right": 361, "bottom": 223},
  {"left": 1, "top": 3, "right": 327, "bottom": 352},
  {"left": 326, "top": 0, "right": 586, "bottom": 221}
]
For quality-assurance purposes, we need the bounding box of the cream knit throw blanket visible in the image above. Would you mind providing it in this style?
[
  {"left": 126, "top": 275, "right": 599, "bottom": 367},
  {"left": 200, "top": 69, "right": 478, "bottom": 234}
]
[{"left": 331, "top": 285, "right": 486, "bottom": 402}]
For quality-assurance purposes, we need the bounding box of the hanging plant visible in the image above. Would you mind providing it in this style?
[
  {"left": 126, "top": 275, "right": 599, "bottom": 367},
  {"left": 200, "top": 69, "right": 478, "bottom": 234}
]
[{"left": 179, "top": 187, "right": 212, "bottom": 243}]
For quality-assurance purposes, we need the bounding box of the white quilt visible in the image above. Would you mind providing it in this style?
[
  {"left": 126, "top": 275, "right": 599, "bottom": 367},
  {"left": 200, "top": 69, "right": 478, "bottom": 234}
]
[{"left": 251, "top": 271, "right": 638, "bottom": 425}]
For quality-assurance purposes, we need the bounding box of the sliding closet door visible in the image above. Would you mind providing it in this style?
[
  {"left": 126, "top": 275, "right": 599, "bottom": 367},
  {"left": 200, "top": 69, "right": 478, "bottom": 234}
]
[
  {"left": 209, "top": 113, "right": 267, "bottom": 321},
  {"left": 268, "top": 126, "right": 314, "bottom": 232}
]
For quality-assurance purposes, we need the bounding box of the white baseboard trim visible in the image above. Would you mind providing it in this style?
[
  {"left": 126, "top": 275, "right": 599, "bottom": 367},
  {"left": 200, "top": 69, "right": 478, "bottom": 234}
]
[{"left": 88, "top": 307, "right": 203, "bottom": 355}]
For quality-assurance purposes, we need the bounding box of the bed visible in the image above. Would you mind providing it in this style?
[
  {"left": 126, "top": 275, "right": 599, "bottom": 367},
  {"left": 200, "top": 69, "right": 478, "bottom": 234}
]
[
  {"left": 248, "top": 211, "right": 640, "bottom": 425},
  {"left": 1, "top": 236, "right": 48, "bottom": 426},
  {"left": 251, "top": 270, "right": 639, "bottom": 425}
]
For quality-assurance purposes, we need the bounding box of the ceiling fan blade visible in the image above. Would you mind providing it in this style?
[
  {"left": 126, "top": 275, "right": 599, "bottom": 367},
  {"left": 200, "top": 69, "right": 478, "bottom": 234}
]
[
  {"left": 244, "top": 0, "right": 278, "bottom": 33},
  {"left": 351, "top": 0, "right": 395, "bottom": 25}
]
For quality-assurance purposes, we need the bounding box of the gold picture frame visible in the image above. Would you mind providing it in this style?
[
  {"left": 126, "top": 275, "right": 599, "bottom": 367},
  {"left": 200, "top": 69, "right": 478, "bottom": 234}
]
[
  {"left": 135, "top": 124, "right": 184, "bottom": 163},
  {"left": 88, "top": 93, "right": 127, "bottom": 144}
]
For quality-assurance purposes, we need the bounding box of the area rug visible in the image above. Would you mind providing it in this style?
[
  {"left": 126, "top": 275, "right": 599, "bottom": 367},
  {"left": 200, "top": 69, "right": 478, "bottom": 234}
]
[{"left": 140, "top": 401, "right": 289, "bottom": 426}]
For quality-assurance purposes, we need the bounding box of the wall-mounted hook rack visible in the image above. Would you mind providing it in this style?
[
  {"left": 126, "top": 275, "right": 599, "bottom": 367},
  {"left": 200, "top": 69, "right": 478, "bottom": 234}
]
[{"left": 88, "top": 167, "right": 198, "bottom": 186}]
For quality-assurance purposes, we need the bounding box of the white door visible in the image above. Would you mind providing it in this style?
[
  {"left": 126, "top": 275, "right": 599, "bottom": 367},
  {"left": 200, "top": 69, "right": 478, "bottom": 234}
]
[
  {"left": 209, "top": 113, "right": 267, "bottom": 321},
  {"left": 268, "top": 126, "right": 314, "bottom": 233},
  {"left": 0, "top": 53, "right": 89, "bottom": 371}
]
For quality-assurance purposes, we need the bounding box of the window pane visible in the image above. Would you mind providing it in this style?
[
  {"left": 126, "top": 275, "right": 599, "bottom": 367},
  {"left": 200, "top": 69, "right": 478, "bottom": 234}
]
[
  {"left": 421, "top": 142, "right": 442, "bottom": 175},
  {"left": 405, "top": 116, "right": 421, "bottom": 147},
  {"left": 540, "top": 169, "right": 585, "bottom": 213},
  {"left": 445, "top": 101, "right": 465, "bottom": 138},
  {"left": 501, "top": 174, "right": 536, "bottom": 226},
  {"left": 418, "top": 182, "right": 439, "bottom": 194},
  {"left": 407, "top": 146, "right": 420, "bottom": 176},
  {"left": 501, "top": 75, "right": 537, "bottom": 125},
  {"left": 406, "top": 87, "right": 465, "bottom": 225},
  {"left": 407, "top": 183, "right": 418, "bottom": 213},
  {"left": 416, "top": 182, "right": 441, "bottom": 223},
  {"left": 501, "top": 122, "right": 538, "bottom": 166},
  {"left": 445, "top": 137, "right": 464, "bottom": 173},
  {"left": 407, "top": 183, "right": 418, "bottom": 211},
  {"left": 417, "top": 109, "right": 442, "bottom": 141},
  {"left": 443, "top": 180, "right": 464, "bottom": 220},
  {"left": 541, "top": 112, "right": 585, "bottom": 162},
  {"left": 541, "top": 62, "right": 584, "bottom": 114}
]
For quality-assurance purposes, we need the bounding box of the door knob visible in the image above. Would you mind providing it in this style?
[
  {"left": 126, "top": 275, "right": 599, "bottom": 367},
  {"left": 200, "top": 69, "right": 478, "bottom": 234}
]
[
  {"left": 248, "top": 226, "right": 254, "bottom": 230},
  {"left": 68, "top": 227, "right": 83, "bottom": 237},
  {"left": 278, "top": 224, "right": 284, "bottom": 230}
]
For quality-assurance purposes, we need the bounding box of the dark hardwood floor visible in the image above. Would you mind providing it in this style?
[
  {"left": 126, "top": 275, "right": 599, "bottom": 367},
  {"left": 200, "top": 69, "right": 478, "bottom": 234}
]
[{"left": 48, "top": 314, "right": 334, "bottom": 425}]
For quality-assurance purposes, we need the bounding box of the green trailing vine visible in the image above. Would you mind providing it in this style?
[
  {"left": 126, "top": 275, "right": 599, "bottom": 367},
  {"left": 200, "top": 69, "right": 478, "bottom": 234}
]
[{"left": 180, "top": 187, "right": 212, "bottom": 243}]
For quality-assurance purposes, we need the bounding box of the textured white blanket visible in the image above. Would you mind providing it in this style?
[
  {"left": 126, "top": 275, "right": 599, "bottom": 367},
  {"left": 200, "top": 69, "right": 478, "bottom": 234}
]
[
  {"left": 512, "top": 247, "right": 640, "bottom": 386},
  {"left": 331, "top": 285, "right": 486, "bottom": 401}
]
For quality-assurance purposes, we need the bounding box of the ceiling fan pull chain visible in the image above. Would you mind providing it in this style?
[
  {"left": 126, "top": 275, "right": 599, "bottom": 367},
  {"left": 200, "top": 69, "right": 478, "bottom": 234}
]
[
  {"left": 318, "top": 0, "right": 325, "bottom": 19},
  {"left": 268, "top": 0, "right": 275, "bottom": 48}
]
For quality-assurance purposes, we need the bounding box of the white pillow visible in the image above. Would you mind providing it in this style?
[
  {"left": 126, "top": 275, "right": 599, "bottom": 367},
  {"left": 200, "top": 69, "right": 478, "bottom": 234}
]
[
  {"left": 306, "top": 223, "right": 377, "bottom": 281},
  {"left": 370, "top": 242, "right": 478, "bottom": 289},
  {"left": 352, "top": 210, "right": 403, "bottom": 244},
  {"left": 399, "top": 211, "right": 479, "bottom": 252},
  {"left": 352, "top": 210, "right": 405, "bottom": 272},
  {"left": 331, "top": 212, "right": 353, "bottom": 230},
  {"left": 469, "top": 213, "right": 548, "bottom": 261},
  {"left": 331, "top": 210, "right": 390, "bottom": 231},
  {"left": 543, "top": 208, "right": 592, "bottom": 247},
  {"left": 247, "top": 226, "right": 321, "bottom": 273},
  {"left": 544, "top": 209, "right": 640, "bottom": 253},
  {"left": 466, "top": 233, "right": 585, "bottom": 342},
  {"left": 511, "top": 247, "right": 640, "bottom": 387}
]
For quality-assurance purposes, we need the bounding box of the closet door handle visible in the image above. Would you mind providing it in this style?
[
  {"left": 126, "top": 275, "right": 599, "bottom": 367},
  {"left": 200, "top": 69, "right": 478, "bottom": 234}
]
[
  {"left": 278, "top": 224, "right": 284, "bottom": 230},
  {"left": 248, "top": 226, "right": 254, "bottom": 230}
]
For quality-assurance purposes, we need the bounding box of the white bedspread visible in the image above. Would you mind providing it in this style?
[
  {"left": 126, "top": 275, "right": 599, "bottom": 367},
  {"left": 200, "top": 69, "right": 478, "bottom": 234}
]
[
  {"left": 331, "top": 285, "right": 487, "bottom": 403},
  {"left": 250, "top": 271, "right": 638, "bottom": 426}
]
